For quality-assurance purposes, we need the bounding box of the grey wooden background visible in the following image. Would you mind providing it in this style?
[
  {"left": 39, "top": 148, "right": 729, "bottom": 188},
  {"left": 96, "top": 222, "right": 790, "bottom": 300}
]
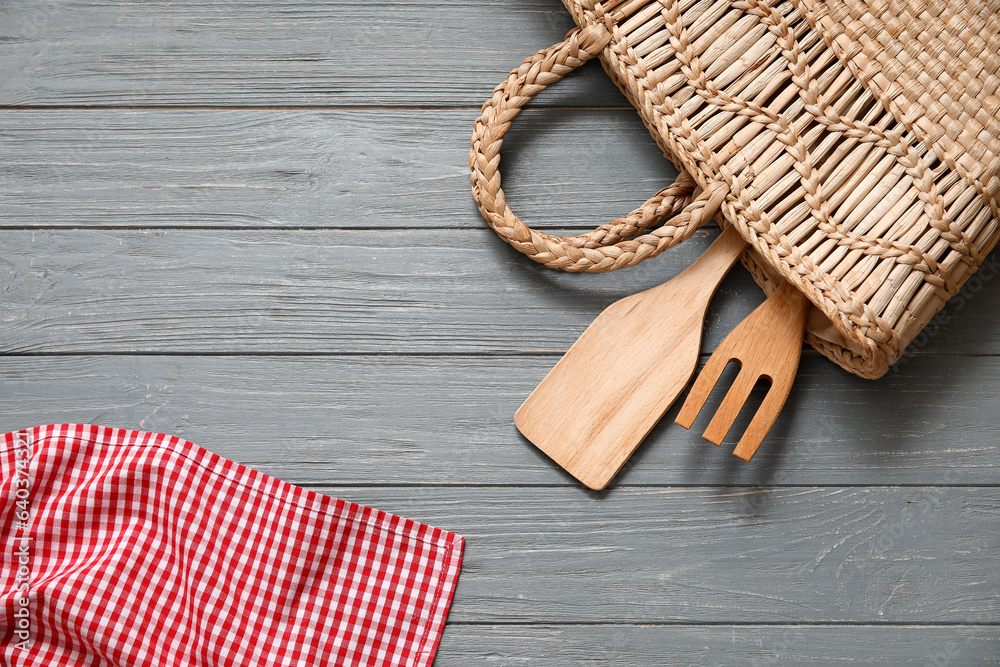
[{"left": 2, "top": 1, "right": 998, "bottom": 664}]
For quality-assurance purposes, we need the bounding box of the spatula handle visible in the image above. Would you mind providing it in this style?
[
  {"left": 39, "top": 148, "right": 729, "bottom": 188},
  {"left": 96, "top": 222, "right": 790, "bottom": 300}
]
[{"left": 661, "top": 224, "right": 748, "bottom": 300}]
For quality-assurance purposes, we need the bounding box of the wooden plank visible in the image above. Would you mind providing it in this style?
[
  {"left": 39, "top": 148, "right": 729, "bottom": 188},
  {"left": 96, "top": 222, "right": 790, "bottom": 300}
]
[
  {"left": 0, "top": 109, "right": 675, "bottom": 230},
  {"left": 283, "top": 486, "right": 1000, "bottom": 623},
  {"left": 1, "top": 228, "right": 997, "bottom": 356},
  {"left": 1, "top": 355, "right": 997, "bottom": 485},
  {"left": 0, "top": 0, "right": 629, "bottom": 107},
  {"left": 0, "top": 227, "right": 752, "bottom": 354},
  {"left": 436, "top": 625, "right": 1000, "bottom": 665}
]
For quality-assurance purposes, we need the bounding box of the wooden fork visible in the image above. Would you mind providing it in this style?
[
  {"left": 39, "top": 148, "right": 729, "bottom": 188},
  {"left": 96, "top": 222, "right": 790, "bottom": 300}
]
[{"left": 675, "top": 280, "right": 810, "bottom": 461}]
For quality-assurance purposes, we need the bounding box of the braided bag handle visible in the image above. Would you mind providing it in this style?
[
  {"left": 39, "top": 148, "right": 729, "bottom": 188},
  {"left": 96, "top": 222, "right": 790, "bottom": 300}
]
[{"left": 470, "top": 23, "right": 728, "bottom": 273}]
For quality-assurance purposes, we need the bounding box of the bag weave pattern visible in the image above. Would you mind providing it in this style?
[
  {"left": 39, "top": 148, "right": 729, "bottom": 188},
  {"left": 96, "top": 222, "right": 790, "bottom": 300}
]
[
  {"left": 473, "top": 0, "right": 1000, "bottom": 378},
  {"left": 565, "top": 0, "right": 1000, "bottom": 378}
]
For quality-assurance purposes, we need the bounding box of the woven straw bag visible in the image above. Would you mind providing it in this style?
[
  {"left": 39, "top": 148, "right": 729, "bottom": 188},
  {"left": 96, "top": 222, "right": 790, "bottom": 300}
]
[{"left": 471, "top": 0, "right": 1000, "bottom": 379}]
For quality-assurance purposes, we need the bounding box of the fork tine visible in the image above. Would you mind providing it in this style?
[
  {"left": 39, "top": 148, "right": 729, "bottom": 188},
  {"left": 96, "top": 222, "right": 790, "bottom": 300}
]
[
  {"left": 675, "top": 351, "right": 735, "bottom": 429},
  {"left": 702, "top": 368, "right": 761, "bottom": 445},
  {"left": 731, "top": 373, "right": 796, "bottom": 461}
]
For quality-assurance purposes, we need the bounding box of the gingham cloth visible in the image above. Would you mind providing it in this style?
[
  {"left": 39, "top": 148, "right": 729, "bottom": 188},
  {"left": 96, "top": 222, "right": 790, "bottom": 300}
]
[{"left": 0, "top": 424, "right": 464, "bottom": 666}]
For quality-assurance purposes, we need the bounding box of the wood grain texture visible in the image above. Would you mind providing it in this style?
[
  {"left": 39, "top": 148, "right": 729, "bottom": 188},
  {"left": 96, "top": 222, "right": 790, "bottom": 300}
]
[
  {"left": 2, "top": 228, "right": 999, "bottom": 356},
  {"left": 516, "top": 225, "right": 747, "bottom": 490},
  {"left": 678, "top": 281, "right": 809, "bottom": 461},
  {"left": 5, "top": 0, "right": 999, "bottom": 659},
  {"left": 0, "top": 109, "right": 675, "bottom": 229},
  {"left": 435, "top": 625, "right": 1000, "bottom": 665},
  {"left": 286, "top": 486, "right": 998, "bottom": 623},
  {"left": 0, "top": 0, "right": 629, "bottom": 107},
  {"left": 0, "top": 355, "right": 997, "bottom": 486}
]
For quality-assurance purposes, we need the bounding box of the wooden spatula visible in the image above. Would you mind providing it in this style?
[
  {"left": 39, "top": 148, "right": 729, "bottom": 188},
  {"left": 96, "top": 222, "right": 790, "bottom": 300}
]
[{"left": 515, "top": 225, "right": 748, "bottom": 489}]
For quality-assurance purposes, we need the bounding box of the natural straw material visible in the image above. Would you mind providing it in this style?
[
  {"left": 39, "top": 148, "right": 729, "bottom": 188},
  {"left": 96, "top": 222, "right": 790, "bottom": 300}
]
[{"left": 471, "top": 0, "right": 1000, "bottom": 378}]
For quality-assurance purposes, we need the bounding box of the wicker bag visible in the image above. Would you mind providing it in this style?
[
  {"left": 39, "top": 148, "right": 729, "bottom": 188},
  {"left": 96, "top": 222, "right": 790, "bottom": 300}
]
[{"left": 471, "top": 0, "right": 1000, "bottom": 379}]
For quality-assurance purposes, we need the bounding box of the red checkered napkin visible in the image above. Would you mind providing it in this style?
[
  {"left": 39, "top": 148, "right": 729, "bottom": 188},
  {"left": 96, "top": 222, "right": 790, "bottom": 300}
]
[{"left": 0, "top": 424, "right": 464, "bottom": 666}]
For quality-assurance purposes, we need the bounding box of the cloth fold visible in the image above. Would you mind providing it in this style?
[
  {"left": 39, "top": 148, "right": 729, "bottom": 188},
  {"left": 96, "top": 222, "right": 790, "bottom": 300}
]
[{"left": 0, "top": 424, "right": 464, "bottom": 666}]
